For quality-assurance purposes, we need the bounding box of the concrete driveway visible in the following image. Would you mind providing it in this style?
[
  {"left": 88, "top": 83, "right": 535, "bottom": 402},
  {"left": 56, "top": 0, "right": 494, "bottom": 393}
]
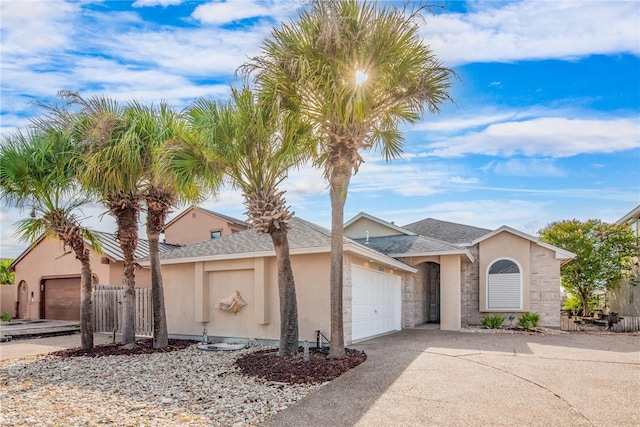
[{"left": 263, "top": 328, "right": 640, "bottom": 427}]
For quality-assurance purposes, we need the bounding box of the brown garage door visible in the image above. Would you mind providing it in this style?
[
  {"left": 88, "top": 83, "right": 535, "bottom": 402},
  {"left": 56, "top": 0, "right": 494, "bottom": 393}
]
[{"left": 42, "top": 277, "right": 81, "bottom": 320}]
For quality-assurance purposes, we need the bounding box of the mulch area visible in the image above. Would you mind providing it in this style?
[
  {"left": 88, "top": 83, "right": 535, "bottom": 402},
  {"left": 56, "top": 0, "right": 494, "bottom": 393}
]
[
  {"left": 50, "top": 339, "right": 194, "bottom": 358},
  {"left": 236, "top": 347, "right": 367, "bottom": 384},
  {"left": 48, "top": 339, "right": 367, "bottom": 384}
]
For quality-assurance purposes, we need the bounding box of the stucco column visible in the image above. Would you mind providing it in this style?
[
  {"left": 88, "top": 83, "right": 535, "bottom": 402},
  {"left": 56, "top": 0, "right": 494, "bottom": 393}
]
[
  {"left": 193, "top": 262, "right": 208, "bottom": 323},
  {"left": 440, "top": 255, "right": 461, "bottom": 331},
  {"left": 254, "top": 258, "right": 269, "bottom": 324}
]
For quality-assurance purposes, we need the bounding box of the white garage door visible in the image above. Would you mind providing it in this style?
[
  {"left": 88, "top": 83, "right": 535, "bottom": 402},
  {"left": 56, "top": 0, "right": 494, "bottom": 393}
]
[{"left": 351, "top": 265, "right": 401, "bottom": 341}]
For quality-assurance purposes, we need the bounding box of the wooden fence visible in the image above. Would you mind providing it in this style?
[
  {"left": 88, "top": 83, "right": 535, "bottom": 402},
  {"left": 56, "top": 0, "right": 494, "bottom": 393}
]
[
  {"left": 94, "top": 285, "right": 153, "bottom": 336},
  {"left": 561, "top": 314, "right": 640, "bottom": 332},
  {"left": 560, "top": 315, "right": 581, "bottom": 332},
  {"left": 614, "top": 316, "right": 640, "bottom": 332}
]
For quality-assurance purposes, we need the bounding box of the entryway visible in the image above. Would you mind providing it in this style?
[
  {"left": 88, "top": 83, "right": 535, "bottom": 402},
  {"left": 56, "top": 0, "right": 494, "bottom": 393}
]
[{"left": 422, "top": 262, "right": 440, "bottom": 323}]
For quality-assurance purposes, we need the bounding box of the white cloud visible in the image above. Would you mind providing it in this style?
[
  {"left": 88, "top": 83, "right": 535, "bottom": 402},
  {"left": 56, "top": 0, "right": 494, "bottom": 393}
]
[
  {"left": 192, "top": 0, "right": 272, "bottom": 25},
  {"left": 109, "top": 27, "right": 268, "bottom": 76},
  {"left": 133, "top": 0, "right": 183, "bottom": 7},
  {"left": 425, "top": 1, "right": 640, "bottom": 65},
  {"left": 481, "top": 159, "right": 565, "bottom": 177},
  {"left": 450, "top": 176, "right": 479, "bottom": 184},
  {"left": 0, "top": 0, "right": 79, "bottom": 54},
  {"left": 425, "top": 117, "right": 639, "bottom": 158}
]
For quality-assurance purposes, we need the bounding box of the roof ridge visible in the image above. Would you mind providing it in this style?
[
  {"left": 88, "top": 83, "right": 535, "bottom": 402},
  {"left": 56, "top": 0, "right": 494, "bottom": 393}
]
[{"left": 403, "top": 217, "right": 492, "bottom": 233}]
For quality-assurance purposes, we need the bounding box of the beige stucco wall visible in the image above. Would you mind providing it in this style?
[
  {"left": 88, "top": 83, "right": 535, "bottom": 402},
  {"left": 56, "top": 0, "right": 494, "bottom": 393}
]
[
  {"left": 162, "top": 251, "right": 410, "bottom": 345},
  {"left": 440, "top": 255, "right": 461, "bottom": 331},
  {"left": 162, "top": 253, "right": 333, "bottom": 343},
  {"left": 163, "top": 208, "right": 247, "bottom": 246},
  {"left": 478, "top": 232, "right": 531, "bottom": 312},
  {"left": 11, "top": 236, "right": 151, "bottom": 319},
  {"left": 344, "top": 217, "right": 404, "bottom": 239},
  {"left": 1, "top": 284, "right": 17, "bottom": 317}
]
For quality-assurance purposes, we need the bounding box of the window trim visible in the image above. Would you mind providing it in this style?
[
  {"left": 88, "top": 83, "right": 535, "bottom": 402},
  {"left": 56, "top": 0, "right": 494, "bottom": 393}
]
[{"left": 486, "top": 257, "right": 523, "bottom": 311}]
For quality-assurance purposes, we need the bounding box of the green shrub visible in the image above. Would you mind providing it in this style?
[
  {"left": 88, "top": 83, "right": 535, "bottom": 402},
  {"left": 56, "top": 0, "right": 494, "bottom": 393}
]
[
  {"left": 1, "top": 311, "right": 11, "bottom": 322},
  {"left": 517, "top": 312, "right": 540, "bottom": 329},
  {"left": 481, "top": 314, "right": 505, "bottom": 329}
]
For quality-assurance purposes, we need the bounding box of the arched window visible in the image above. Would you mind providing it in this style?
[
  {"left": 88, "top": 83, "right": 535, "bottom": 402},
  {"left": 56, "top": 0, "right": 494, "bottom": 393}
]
[{"left": 487, "top": 259, "right": 522, "bottom": 310}]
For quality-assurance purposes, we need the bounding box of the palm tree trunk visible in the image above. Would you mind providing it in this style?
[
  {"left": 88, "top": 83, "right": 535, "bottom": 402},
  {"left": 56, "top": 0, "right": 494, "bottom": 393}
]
[
  {"left": 114, "top": 206, "right": 139, "bottom": 345},
  {"left": 270, "top": 227, "right": 299, "bottom": 357},
  {"left": 328, "top": 161, "right": 352, "bottom": 359},
  {"left": 65, "top": 228, "right": 94, "bottom": 350},
  {"left": 79, "top": 258, "right": 94, "bottom": 350},
  {"left": 147, "top": 206, "right": 169, "bottom": 349}
]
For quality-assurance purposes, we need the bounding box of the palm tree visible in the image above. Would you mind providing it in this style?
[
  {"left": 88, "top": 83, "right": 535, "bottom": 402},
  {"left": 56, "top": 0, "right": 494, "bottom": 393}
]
[
  {"left": 244, "top": 0, "right": 454, "bottom": 358},
  {"left": 60, "top": 92, "right": 143, "bottom": 345},
  {"left": 126, "top": 101, "right": 214, "bottom": 349},
  {"left": 0, "top": 127, "right": 99, "bottom": 349},
  {"left": 187, "top": 86, "right": 312, "bottom": 357}
]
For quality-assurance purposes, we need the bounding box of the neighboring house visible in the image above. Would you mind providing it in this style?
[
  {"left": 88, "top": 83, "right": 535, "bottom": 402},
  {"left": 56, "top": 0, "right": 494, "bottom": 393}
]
[
  {"left": 143, "top": 212, "right": 574, "bottom": 345},
  {"left": 8, "top": 232, "right": 174, "bottom": 321},
  {"left": 163, "top": 206, "right": 248, "bottom": 246},
  {"left": 608, "top": 204, "right": 640, "bottom": 316},
  {"left": 6, "top": 207, "right": 247, "bottom": 321}
]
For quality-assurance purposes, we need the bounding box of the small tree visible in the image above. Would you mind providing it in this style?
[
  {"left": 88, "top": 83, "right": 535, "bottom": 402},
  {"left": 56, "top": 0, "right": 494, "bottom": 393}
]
[
  {"left": 540, "top": 219, "right": 639, "bottom": 317},
  {"left": 0, "top": 260, "right": 15, "bottom": 285}
]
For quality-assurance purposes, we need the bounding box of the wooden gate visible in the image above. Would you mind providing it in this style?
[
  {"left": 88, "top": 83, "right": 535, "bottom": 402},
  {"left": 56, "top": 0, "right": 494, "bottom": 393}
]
[{"left": 94, "top": 285, "right": 153, "bottom": 336}]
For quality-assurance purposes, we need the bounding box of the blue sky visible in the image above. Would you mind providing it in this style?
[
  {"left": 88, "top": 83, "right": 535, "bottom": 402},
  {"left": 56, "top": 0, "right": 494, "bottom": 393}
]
[{"left": 1, "top": 0, "right": 639, "bottom": 258}]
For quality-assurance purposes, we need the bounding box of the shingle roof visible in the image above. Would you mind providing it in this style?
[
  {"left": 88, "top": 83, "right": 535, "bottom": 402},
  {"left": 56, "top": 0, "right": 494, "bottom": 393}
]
[
  {"left": 158, "top": 217, "right": 333, "bottom": 261},
  {"left": 93, "top": 231, "right": 177, "bottom": 262},
  {"left": 353, "top": 234, "right": 465, "bottom": 256},
  {"left": 402, "top": 218, "right": 491, "bottom": 245}
]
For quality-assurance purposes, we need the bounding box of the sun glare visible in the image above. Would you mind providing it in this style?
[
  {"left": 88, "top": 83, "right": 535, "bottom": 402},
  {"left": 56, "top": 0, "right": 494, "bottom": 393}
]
[{"left": 355, "top": 70, "right": 368, "bottom": 85}]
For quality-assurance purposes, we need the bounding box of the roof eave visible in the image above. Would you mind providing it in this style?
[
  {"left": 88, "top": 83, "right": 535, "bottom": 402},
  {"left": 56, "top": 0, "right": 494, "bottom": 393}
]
[
  {"left": 387, "top": 249, "right": 476, "bottom": 263},
  {"left": 346, "top": 242, "right": 418, "bottom": 273},
  {"left": 151, "top": 242, "right": 417, "bottom": 273}
]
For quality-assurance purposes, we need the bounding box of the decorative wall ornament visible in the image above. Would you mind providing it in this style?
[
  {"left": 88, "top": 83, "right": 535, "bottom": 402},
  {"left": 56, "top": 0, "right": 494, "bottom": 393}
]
[{"left": 215, "top": 290, "right": 247, "bottom": 314}]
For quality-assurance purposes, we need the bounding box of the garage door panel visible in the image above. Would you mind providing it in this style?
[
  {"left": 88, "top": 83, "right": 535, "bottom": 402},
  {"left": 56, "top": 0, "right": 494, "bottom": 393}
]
[
  {"left": 351, "top": 266, "right": 401, "bottom": 341},
  {"left": 44, "top": 277, "right": 81, "bottom": 321}
]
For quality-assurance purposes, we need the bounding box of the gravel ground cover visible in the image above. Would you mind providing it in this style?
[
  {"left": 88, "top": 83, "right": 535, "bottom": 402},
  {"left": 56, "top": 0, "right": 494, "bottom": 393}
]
[{"left": 0, "top": 342, "right": 328, "bottom": 426}]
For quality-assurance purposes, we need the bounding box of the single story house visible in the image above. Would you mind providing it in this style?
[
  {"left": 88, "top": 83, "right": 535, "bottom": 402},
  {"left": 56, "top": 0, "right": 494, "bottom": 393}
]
[
  {"left": 7, "top": 208, "right": 246, "bottom": 321},
  {"left": 8, "top": 232, "right": 173, "bottom": 320},
  {"left": 145, "top": 212, "right": 574, "bottom": 345}
]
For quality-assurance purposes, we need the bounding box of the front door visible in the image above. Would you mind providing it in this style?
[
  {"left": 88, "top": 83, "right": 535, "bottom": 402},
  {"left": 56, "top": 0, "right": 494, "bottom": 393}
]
[{"left": 424, "top": 262, "right": 440, "bottom": 323}]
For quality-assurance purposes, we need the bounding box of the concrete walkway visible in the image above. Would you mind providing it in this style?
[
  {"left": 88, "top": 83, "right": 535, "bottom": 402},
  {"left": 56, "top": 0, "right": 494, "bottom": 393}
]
[
  {"left": 0, "top": 332, "right": 115, "bottom": 360},
  {"left": 263, "top": 329, "right": 640, "bottom": 427}
]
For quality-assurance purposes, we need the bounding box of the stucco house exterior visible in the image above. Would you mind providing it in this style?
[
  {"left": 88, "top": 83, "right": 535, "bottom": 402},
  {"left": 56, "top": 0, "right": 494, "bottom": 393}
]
[
  {"left": 145, "top": 212, "right": 573, "bottom": 345},
  {"left": 608, "top": 204, "right": 640, "bottom": 316},
  {"left": 7, "top": 209, "right": 246, "bottom": 321},
  {"left": 8, "top": 232, "right": 174, "bottom": 321},
  {"left": 163, "top": 206, "right": 248, "bottom": 246}
]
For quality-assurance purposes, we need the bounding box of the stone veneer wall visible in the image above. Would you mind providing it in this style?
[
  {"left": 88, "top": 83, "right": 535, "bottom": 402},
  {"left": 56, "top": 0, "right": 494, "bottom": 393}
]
[
  {"left": 461, "top": 245, "right": 481, "bottom": 326},
  {"left": 402, "top": 269, "right": 418, "bottom": 328},
  {"left": 529, "top": 243, "right": 562, "bottom": 327},
  {"left": 343, "top": 257, "right": 353, "bottom": 344}
]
